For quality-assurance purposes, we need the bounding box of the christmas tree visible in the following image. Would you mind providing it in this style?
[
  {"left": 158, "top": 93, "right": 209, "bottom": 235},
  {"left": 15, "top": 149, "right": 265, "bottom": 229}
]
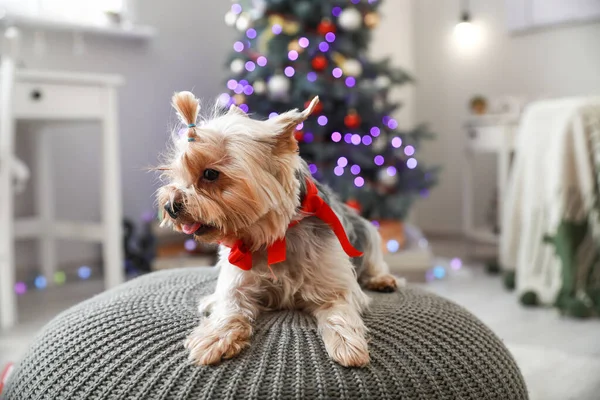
[{"left": 220, "top": 0, "right": 439, "bottom": 221}]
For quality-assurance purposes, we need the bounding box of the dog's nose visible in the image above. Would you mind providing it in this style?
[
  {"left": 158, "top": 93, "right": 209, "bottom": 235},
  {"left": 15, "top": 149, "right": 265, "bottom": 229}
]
[{"left": 164, "top": 201, "right": 183, "bottom": 219}]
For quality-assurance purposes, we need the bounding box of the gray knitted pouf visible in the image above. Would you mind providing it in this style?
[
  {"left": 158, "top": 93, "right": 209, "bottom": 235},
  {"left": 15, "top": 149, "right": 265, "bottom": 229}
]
[{"left": 4, "top": 268, "right": 528, "bottom": 400}]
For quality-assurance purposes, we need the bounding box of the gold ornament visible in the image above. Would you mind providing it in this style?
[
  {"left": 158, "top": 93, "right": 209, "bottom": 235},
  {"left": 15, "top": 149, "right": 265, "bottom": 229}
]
[
  {"left": 233, "top": 93, "right": 246, "bottom": 105},
  {"left": 364, "top": 12, "right": 380, "bottom": 29},
  {"left": 288, "top": 39, "right": 302, "bottom": 53}
]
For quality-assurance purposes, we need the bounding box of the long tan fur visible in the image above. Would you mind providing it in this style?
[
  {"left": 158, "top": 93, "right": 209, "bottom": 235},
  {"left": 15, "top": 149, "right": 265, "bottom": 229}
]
[{"left": 156, "top": 91, "right": 400, "bottom": 368}]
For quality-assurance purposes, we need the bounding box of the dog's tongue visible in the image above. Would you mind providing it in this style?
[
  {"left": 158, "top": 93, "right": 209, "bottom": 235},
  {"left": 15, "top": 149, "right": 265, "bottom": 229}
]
[{"left": 182, "top": 222, "right": 202, "bottom": 235}]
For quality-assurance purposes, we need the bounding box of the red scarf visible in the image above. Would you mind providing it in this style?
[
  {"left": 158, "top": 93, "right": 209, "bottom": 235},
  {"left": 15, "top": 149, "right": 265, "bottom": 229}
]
[{"left": 226, "top": 178, "right": 363, "bottom": 271}]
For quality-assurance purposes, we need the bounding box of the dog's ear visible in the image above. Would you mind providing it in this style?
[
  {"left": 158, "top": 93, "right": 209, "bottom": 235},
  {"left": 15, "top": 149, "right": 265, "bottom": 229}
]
[
  {"left": 270, "top": 96, "right": 319, "bottom": 155},
  {"left": 172, "top": 91, "right": 200, "bottom": 142},
  {"left": 227, "top": 104, "right": 248, "bottom": 117}
]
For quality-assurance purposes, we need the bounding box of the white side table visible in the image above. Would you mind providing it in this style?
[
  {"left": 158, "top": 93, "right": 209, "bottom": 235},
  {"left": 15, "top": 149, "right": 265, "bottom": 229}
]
[
  {"left": 462, "top": 114, "right": 519, "bottom": 252},
  {"left": 0, "top": 30, "right": 125, "bottom": 329}
]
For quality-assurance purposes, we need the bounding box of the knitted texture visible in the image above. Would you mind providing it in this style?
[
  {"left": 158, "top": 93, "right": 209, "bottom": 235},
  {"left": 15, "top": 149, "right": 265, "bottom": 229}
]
[{"left": 4, "top": 268, "right": 528, "bottom": 400}]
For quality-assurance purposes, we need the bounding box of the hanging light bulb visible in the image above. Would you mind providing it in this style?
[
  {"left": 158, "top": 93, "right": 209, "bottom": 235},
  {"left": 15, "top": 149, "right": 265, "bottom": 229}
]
[{"left": 454, "top": 1, "right": 479, "bottom": 49}]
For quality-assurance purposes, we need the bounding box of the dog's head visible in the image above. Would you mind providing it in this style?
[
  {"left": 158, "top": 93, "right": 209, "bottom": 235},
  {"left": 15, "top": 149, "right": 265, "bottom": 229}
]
[{"left": 156, "top": 91, "right": 319, "bottom": 247}]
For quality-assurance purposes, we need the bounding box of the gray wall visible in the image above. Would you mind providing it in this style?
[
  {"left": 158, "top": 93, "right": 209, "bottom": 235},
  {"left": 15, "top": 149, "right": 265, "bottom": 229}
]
[
  {"left": 412, "top": 0, "right": 600, "bottom": 234},
  {"left": 13, "top": 0, "right": 235, "bottom": 271}
]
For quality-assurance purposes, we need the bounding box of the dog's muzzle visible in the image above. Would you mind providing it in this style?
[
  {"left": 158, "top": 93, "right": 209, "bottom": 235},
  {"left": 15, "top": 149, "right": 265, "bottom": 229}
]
[{"left": 164, "top": 201, "right": 183, "bottom": 219}]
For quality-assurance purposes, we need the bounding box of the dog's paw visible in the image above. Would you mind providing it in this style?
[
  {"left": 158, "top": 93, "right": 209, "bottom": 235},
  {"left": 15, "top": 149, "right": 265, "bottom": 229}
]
[
  {"left": 184, "top": 318, "right": 252, "bottom": 366},
  {"left": 323, "top": 328, "right": 370, "bottom": 368},
  {"left": 366, "top": 273, "right": 400, "bottom": 293}
]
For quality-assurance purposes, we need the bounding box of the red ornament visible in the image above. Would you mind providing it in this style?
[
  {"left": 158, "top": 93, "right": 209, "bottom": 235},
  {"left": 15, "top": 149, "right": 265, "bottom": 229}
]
[
  {"left": 317, "top": 19, "right": 336, "bottom": 35},
  {"left": 345, "top": 199, "right": 362, "bottom": 212},
  {"left": 344, "top": 111, "right": 362, "bottom": 129},
  {"left": 294, "top": 131, "right": 304, "bottom": 142},
  {"left": 312, "top": 55, "right": 328, "bottom": 71},
  {"left": 305, "top": 99, "right": 323, "bottom": 114}
]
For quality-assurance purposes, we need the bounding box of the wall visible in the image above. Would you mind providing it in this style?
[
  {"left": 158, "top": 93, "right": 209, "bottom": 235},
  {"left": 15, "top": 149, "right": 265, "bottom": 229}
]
[
  {"left": 12, "top": 0, "right": 235, "bottom": 271},
  {"left": 413, "top": 0, "right": 600, "bottom": 234}
]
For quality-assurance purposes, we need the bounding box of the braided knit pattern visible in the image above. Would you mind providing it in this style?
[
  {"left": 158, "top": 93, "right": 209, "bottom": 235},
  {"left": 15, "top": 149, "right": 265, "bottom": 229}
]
[{"left": 4, "top": 268, "right": 528, "bottom": 400}]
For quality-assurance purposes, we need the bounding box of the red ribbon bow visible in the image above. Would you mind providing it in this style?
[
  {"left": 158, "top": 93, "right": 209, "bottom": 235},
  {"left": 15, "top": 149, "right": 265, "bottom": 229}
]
[{"left": 227, "top": 178, "right": 363, "bottom": 271}]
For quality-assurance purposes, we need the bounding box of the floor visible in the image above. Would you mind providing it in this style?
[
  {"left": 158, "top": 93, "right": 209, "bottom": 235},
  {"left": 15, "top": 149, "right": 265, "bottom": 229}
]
[{"left": 1, "top": 240, "right": 600, "bottom": 399}]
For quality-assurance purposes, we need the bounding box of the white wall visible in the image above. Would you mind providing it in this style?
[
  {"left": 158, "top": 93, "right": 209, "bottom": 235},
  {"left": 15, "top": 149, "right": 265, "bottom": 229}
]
[
  {"left": 12, "top": 0, "right": 235, "bottom": 271},
  {"left": 413, "top": 0, "right": 600, "bottom": 234},
  {"left": 371, "top": 0, "right": 415, "bottom": 130}
]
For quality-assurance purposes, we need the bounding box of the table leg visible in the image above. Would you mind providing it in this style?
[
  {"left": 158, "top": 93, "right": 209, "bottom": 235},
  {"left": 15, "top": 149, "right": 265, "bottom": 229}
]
[
  {"left": 36, "top": 130, "right": 56, "bottom": 283},
  {"left": 0, "top": 46, "right": 17, "bottom": 329},
  {"left": 102, "top": 88, "right": 124, "bottom": 288}
]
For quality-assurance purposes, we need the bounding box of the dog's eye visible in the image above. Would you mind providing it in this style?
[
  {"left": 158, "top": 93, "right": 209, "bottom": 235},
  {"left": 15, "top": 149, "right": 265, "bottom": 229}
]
[{"left": 203, "top": 169, "right": 220, "bottom": 181}]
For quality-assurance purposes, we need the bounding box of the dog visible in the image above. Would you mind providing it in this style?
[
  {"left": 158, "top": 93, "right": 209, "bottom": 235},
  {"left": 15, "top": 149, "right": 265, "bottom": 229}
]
[{"left": 156, "top": 91, "right": 400, "bottom": 367}]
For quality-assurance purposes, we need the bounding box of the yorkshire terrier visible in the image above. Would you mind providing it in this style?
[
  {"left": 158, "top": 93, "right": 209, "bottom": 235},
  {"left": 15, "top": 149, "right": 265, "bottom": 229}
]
[{"left": 156, "top": 91, "right": 400, "bottom": 368}]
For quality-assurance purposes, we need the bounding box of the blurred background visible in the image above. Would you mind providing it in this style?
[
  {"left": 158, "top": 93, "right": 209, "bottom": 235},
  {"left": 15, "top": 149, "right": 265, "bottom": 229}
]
[{"left": 0, "top": 0, "right": 599, "bottom": 398}]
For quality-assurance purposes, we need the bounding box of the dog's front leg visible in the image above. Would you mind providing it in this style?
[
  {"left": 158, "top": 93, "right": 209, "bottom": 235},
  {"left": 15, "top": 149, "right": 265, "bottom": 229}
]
[
  {"left": 185, "top": 262, "right": 259, "bottom": 366},
  {"left": 313, "top": 298, "right": 370, "bottom": 367}
]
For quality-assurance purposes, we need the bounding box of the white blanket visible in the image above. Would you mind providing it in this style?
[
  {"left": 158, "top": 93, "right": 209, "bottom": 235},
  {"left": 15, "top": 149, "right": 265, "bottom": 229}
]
[{"left": 501, "top": 97, "right": 600, "bottom": 308}]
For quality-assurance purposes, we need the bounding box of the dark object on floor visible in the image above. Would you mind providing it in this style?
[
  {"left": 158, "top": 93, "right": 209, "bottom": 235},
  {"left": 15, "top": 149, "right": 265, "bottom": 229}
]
[
  {"left": 485, "top": 258, "right": 501, "bottom": 274},
  {"left": 504, "top": 270, "right": 516, "bottom": 290},
  {"left": 4, "top": 268, "right": 528, "bottom": 400},
  {"left": 520, "top": 291, "right": 539, "bottom": 306},
  {"left": 123, "top": 218, "right": 156, "bottom": 273}
]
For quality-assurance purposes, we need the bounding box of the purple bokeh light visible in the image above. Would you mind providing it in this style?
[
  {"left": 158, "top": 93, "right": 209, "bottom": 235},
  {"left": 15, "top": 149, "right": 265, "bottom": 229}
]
[
  {"left": 184, "top": 239, "right": 197, "bottom": 251},
  {"left": 243, "top": 85, "right": 254, "bottom": 95},
  {"left": 370, "top": 127, "right": 381, "bottom": 137},
  {"left": 350, "top": 165, "right": 361, "bottom": 175},
  {"left": 284, "top": 66, "right": 295, "bottom": 77},
  {"left": 234, "top": 84, "right": 244, "bottom": 94},
  {"left": 351, "top": 134, "right": 361, "bottom": 145},
  {"left": 374, "top": 155, "right": 385, "bottom": 166},
  {"left": 231, "top": 4, "right": 242, "bottom": 14},
  {"left": 246, "top": 28, "right": 257, "bottom": 39},
  {"left": 318, "top": 42, "right": 329, "bottom": 52},
  {"left": 391, "top": 137, "right": 402, "bottom": 148},
  {"left": 309, "top": 164, "right": 318, "bottom": 174},
  {"left": 354, "top": 177, "right": 365, "bottom": 187},
  {"left": 296, "top": 122, "right": 303, "bottom": 130},
  {"left": 387, "top": 166, "right": 397, "bottom": 176},
  {"left": 269, "top": 112, "right": 279, "bottom": 119},
  {"left": 233, "top": 41, "right": 244, "bottom": 52},
  {"left": 332, "top": 67, "right": 343, "bottom": 78},
  {"left": 351, "top": 0, "right": 360, "bottom": 3},
  {"left": 288, "top": 50, "right": 299, "bottom": 61},
  {"left": 14, "top": 282, "right": 26, "bottom": 295},
  {"left": 344, "top": 133, "right": 353, "bottom": 143},
  {"left": 371, "top": 220, "right": 380, "bottom": 228},
  {"left": 345, "top": 77, "right": 356, "bottom": 87},
  {"left": 332, "top": 6, "right": 342, "bottom": 17},
  {"left": 404, "top": 145, "right": 415, "bottom": 156},
  {"left": 256, "top": 56, "right": 267, "bottom": 66},
  {"left": 331, "top": 132, "right": 342, "bottom": 142},
  {"left": 382, "top": 116, "right": 391, "bottom": 125},
  {"left": 304, "top": 132, "right": 314, "bottom": 143},
  {"left": 450, "top": 258, "right": 463, "bottom": 270},
  {"left": 220, "top": 93, "right": 232, "bottom": 106},
  {"left": 307, "top": 72, "right": 317, "bottom": 82},
  {"left": 239, "top": 104, "right": 249, "bottom": 113},
  {"left": 298, "top": 37, "right": 309, "bottom": 48},
  {"left": 334, "top": 166, "right": 344, "bottom": 176},
  {"left": 245, "top": 61, "right": 255, "bottom": 71},
  {"left": 317, "top": 115, "right": 328, "bottom": 126},
  {"left": 420, "top": 189, "right": 429, "bottom": 198},
  {"left": 325, "top": 32, "right": 336, "bottom": 42},
  {"left": 406, "top": 158, "right": 417, "bottom": 169},
  {"left": 337, "top": 157, "right": 348, "bottom": 167},
  {"left": 272, "top": 24, "right": 282, "bottom": 34},
  {"left": 362, "top": 135, "right": 373, "bottom": 145},
  {"left": 387, "top": 118, "right": 399, "bottom": 129},
  {"left": 227, "top": 79, "right": 238, "bottom": 90}
]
